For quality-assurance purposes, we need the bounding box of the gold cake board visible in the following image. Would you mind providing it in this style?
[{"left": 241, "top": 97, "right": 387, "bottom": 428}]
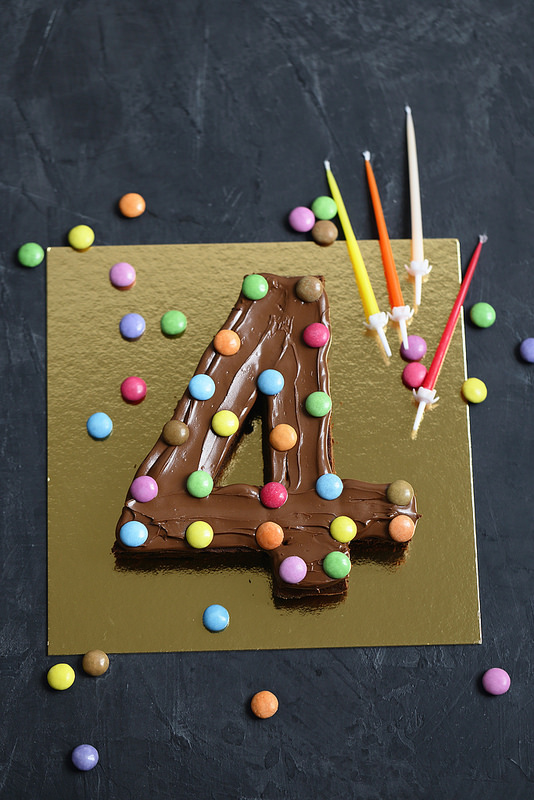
[{"left": 47, "top": 240, "right": 480, "bottom": 654}]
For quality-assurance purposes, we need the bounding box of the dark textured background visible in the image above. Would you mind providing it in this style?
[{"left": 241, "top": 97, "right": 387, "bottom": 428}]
[{"left": 1, "top": 1, "right": 533, "bottom": 798}]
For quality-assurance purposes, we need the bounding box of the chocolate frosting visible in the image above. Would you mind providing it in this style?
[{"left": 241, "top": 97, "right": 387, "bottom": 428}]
[{"left": 114, "top": 274, "right": 418, "bottom": 599}]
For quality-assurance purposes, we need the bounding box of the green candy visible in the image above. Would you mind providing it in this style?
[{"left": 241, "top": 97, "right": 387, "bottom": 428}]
[
  {"left": 305, "top": 391, "right": 332, "bottom": 417},
  {"left": 18, "top": 242, "right": 45, "bottom": 268},
  {"left": 323, "top": 551, "right": 351, "bottom": 579},
  {"left": 469, "top": 302, "right": 496, "bottom": 328},
  {"left": 186, "top": 470, "right": 213, "bottom": 498},
  {"left": 161, "top": 310, "right": 187, "bottom": 336},
  {"left": 311, "top": 196, "right": 338, "bottom": 221},
  {"left": 242, "top": 274, "right": 269, "bottom": 300}
]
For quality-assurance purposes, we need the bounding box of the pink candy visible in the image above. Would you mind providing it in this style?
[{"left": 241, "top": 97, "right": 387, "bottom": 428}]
[
  {"left": 260, "top": 482, "right": 288, "bottom": 509},
  {"left": 303, "top": 322, "right": 330, "bottom": 348},
  {"left": 288, "top": 206, "right": 315, "bottom": 233},
  {"left": 130, "top": 476, "right": 158, "bottom": 503},
  {"left": 121, "top": 376, "right": 147, "bottom": 404},
  {"left": 482, "top": 668, "right": 511, "bottom": 695},
  {"left": 402, "top": 362, "right": 427, "bottom": 390},
  {"left": 109, "top": 261, "right": 136, "bottom": 289},
  {"left": 279, "top": 555, "right": 307, "bottom": 584}
]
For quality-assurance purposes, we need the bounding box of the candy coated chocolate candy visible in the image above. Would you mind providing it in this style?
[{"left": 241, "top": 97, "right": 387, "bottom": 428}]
[
  {"left": 18, "top": 242, "right": 44, "bottom": 267},
  {"left": 118, "top": 192, "right": 146, "bottom": 218},
  {"left": 72, "top": 744, "right": 99, "bottom": 771},
  {"left": 519, "top": 338, "right": 534, "bottom": 363},
  {"left": 400, "top": 335, "right": 427, "bottom": 362},
  {"left": 161, "top": 310, "right": 187, "bottom": 336},
  {"left": 295, "top": 276, "right": 323, "bottom": 302},
  {"left": 470, "top": 302, "right": 496, "bottom": 328},
  {"left": 329, "top": 516, "right": 357, "bottom": 543},
  {"left": 119, "top": 313, "right": 145, "bottom": 340},
  {"left": 186, "top": 520, "right": 214, "bottom": 549},
  {"left": 86, "top": 412, "right": 113, "bottom": 440},
  {"left": 279, "top": 555, "right": 307, "bottom": 584},
  {"left": 322, "top": 551, "right": 351, "bottom": 579},
  {"left": 109, "top": 262, "right": 136, "bottom": 289},
  {"left": 387, "top": 480, "right": 414, "bottom": 506},
  {"left": 68, "top": 224, "right": 95, "bottom": 251},
  {"left": 82, "top": 649, "right": 109, "bottom": 676},
  {"left": 213, "top": 329, "right": 241, "bottom": 355},
  {"left": 311, "top": 195, "right": 338, "bottom": 220},
  {"left": 212, "top": 410, "right": 239, "bottom": 436},
  {"left": 121, "top": 376, "right": 147, "bottom": 404},
  {"left": 255, "top": 521, "right": 284, "bottom": 550},
  {"left": 119, "top": 520, "right": 148, "bottom": 547},
  {"left": 130, "top": 475, "right": 158, "bottom": 503},
  {"left": 482, "top": 667, "right": 510, "bottom": 695},
  {"left": 269, "top": 424, "right": 298, "bottom": 451},
  {"left": 162, "top": 420, "right": 189, "bottom": 445},
  {"left": 462, "top": 377, "right": 487, "bottom": 404},
  {"left": 251, "top": 690, "right": 279, "bottom": 719},
  {"left": 188, "top": 374, "right": 215, "bottom": 400},
  {"left": 257, "top": 369, "right": 284, "bottom": 395},
  {"left": 402, "top": 362, "right": 427, "bottom": 390},
  {"left": 260, "top": 482, "right": 288, "bottom": 509},
  {"left": 315, "top": 473, "right": 343, "bottom": 500},
  {"left": 302, "top": 322, "right": 330, "bottom": 348},
  {"left": 288, "top": 206, "right": 315, "bottom": 232},
  {"left": 186, "top": 470, "right": 213, "bottom": 498},
  {"left": 47, "top": 663, "right": 75, "bottom": 690},
  {"left": 202, "top": 604, "right": 229, "bottom": 632},
  {"left": 389, "top": 514, "right": 415, "bottom": 542},
  {"left": 305, "top": 391, "right": 332, "bottom": 417},
  {"left": 242, "top": 274, "right": 268, "bottom": 300},
  {"left": 311, "top": 220, "right": 338, "bottom": 246}
]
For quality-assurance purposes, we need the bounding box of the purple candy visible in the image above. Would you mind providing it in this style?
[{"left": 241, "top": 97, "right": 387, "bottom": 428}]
[
  {"left": 519, "top": 337, "right": 534, "bottom": 363},
  {"left": 119, "top": 312, "right": 146, "bottom": 340},
  {"left": 130, "top": 475, "right": 158, "bottom": 503},
  {"left": 279, "top": 555, "right": 307, "bottom": 584},
  {"left": 288, "top": 206, "right": 315, "bottom": 233},
  {"left": 400, "top": 335, "right": 427, "bottom": 362},
  {"left": 482, "top": 667, "right": 510, "bottom": 695},
  {"left": 72, "top": 744, "right": 99, "bottom": 771}
]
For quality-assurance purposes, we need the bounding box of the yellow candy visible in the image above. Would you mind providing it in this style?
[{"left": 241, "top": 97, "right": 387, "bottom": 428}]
[
  {"left": 211, "top": 410, "right": 239, "bottom": 437},
  {"left": 68, "top": 224, "right": 95, "bottom": 251},
  {"left": 329, "top": 515, "right": 357, "bottom": 543},
  {"left": 47, "top": 663, "right": 75, "bottom": 690},
  {"left": 185, "top": 520, "right": 214, "bottom": 549},
  {"left": 462, "top": 377, "right": 487, "bottom": 404}
]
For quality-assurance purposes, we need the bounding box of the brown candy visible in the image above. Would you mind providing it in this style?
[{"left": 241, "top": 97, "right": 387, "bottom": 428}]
[
  {"left": 311, "top": 220, "right": 338, "bottom": 247},
  {"left": 295, "top": 276, "right": 324, "bottom": 302},
  {"left": 386, "top": 479, "right": 414, "bottom": 506},
  {"left": 162, "top": 420, "right": 189, "bottom": 446},
  {"left": 82, "top": 649, "right": 109, "bottom": 676}
]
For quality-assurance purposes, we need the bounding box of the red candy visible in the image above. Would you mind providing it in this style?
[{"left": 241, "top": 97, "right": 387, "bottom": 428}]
[
  {"left": 260, "top": 482, "right": 288, "bottom": 509},
  {"left": 121, "top": 376, "right": 147, "bottom": 404},
  {"left": 302, "top": 322, "right": 330, "bottom": 348}
]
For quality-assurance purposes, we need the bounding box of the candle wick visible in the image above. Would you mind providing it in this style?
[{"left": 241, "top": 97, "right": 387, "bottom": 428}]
[
  {"left": 479, "top": 233, "right": 488, "bottom": 243},
  {"left": 405, "top": 104, "right": 412, "bottom": 114},
  {"left": 323, "top": 159, "right": 331, "bottom": 171},
  {"left": 362, "top": 150, "right": 371, "bottom": 161}
]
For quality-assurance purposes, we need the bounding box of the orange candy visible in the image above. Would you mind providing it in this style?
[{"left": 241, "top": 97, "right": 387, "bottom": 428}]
[
  {"left": 250, "top": 690, "right": 279, "bottom": 719},
  {"left": 389, "top": 514, "right": 415, "bottom": 543},
  {"left": 269, "top": 424, "right": 298, "bottom": 451},
  {"left": 213, "top": 329, "right": 241, "bottom": 356},
  {"left": 255, "top": 521, "right": 284, "bottom": 550},
  {"left": 118, "top": 193, "right": 146, "bottom": 218}
]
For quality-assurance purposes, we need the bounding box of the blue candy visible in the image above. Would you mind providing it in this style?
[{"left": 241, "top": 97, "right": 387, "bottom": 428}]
[
  {"left": 257, "top": 369, "right": 284, "bottom": 395},
  {"left": 189, "top": 373, "right": 216, "bottom": 400},
  {"left": 315, "top": 473, "right": 343, "bottom": 500},
  {"left": 119, "top": 520, "right": 149, "bottom": 547},
  {"left": 202, "top": 604, "right": 230, "bottom": 632},
  {"left": 86, "top": 412, "right": 113, "bottom": 440}
]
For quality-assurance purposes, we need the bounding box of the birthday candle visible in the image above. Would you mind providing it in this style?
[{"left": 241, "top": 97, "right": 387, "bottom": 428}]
[
  {"left": 324, "top": 160, "right": 391, "bottom": 357},
  {"left": 412, "top": 235, "right": 487, "bottom": 432},
  {"left": 405, "top": 106, "right": 432, "bottom": 306},
  {"left": 363, "top": 151, "right": 413, "bottom": 348}
]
